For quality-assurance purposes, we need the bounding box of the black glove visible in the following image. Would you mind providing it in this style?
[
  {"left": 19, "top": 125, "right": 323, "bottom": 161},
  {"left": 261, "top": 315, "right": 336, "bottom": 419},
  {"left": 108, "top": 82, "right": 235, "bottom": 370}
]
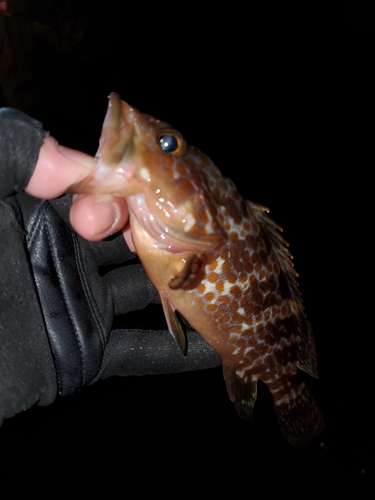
[{"left": 0, "top": 107, "right": 220, "bottom": 426}]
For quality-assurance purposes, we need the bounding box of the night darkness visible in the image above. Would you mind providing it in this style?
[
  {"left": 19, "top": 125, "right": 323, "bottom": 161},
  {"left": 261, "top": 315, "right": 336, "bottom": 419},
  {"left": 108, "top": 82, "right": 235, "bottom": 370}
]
[{"left": 0, "top": 2, "right": 374, "bottom": 498}]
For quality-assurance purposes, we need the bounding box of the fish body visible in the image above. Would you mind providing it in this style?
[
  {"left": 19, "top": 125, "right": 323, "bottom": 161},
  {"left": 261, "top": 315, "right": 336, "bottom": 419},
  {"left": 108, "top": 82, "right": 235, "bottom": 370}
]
[{"left": 72, "top": 93, "right": 324, "bottom": 447}]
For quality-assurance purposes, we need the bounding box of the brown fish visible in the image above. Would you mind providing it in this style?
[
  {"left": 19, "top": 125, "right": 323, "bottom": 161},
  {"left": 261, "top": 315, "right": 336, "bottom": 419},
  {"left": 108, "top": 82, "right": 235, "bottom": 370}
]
[{"left": 72, "top": 93, "right": 324, "bottom": 447}]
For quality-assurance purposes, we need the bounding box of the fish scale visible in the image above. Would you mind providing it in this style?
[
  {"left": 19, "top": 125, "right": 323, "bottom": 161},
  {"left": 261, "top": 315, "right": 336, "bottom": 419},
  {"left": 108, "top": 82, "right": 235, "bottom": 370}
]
[{"left": 71, "top": 93, "right": 324, "bottom": 447}]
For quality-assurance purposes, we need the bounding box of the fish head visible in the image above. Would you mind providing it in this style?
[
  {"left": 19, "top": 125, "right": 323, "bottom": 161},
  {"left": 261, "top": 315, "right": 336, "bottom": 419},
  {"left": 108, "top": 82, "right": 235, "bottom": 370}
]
[{"left": 73, "top": 93, "right": 225, "bottom": 253}]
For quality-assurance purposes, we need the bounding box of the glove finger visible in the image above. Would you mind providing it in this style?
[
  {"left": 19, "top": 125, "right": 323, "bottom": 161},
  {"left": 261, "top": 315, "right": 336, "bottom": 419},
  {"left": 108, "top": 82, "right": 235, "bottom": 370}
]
[
  {"left": 93, "top": 328, "right": 221, "bottom": 380},
  {"left": 105, "top": 264, "right": 160, "bottom": 316}
]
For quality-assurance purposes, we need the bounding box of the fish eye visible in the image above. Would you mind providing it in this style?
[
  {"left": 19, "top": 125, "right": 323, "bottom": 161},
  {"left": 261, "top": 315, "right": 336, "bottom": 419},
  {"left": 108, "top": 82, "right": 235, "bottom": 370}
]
[{"left": 159, "top": 135, "right": 179, "bottom": 153}]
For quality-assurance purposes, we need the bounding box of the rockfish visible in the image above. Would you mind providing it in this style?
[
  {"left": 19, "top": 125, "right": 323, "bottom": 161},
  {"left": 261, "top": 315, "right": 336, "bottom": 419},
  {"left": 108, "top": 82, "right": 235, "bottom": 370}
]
[{"left": 72, "top": 93, "right": 324, "bottom": 447}]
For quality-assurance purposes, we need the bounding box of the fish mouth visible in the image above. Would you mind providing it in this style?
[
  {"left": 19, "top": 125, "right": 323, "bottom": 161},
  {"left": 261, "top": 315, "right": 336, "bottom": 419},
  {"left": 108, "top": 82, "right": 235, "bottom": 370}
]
[
  {"left": 96, "top": 92, "right": 135, "bottom": 167},
  {"left": 127, "top": 193, "right": 219, "bottom": 254}
]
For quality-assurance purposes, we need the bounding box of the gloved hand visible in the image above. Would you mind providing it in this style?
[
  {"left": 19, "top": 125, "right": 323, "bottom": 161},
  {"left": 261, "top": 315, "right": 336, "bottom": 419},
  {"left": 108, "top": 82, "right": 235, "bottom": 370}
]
[{"left": 0, "top": 107, "right": 220, "bottom": 426}]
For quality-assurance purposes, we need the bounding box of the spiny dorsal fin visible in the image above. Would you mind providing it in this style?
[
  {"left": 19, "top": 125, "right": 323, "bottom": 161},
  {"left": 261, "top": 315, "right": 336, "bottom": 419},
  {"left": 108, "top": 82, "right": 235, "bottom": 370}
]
[
  {"left": 247, "top": 201, "right": 318, "bottom": 378},
  {"left": 223, "top": 364, "right": 258, "bottom": 420}
]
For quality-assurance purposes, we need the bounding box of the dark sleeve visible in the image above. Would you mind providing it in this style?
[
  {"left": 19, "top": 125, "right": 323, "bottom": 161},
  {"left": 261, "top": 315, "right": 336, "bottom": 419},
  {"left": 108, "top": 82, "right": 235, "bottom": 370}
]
[{"left": 0, "top": 108, "right": 48, "bottom": 198}]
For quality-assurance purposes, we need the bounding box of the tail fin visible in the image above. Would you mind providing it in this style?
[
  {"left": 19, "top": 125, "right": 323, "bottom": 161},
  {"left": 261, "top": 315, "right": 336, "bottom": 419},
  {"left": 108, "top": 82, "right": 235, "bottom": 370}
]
[{"left": 274, "top": 382, "right": 324, "bottom": 448}]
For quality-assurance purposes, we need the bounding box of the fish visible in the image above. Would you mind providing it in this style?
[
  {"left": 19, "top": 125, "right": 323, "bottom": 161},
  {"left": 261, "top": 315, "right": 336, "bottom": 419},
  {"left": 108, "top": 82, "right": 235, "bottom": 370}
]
[{"left": 71, "top": 92, "right": 324, "bottom": 447}]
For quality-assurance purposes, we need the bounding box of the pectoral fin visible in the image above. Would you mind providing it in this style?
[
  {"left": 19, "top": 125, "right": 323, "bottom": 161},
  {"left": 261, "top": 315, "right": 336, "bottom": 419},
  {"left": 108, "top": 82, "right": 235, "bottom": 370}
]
[
  {"left": 160, "top": 293, "right": 187, "bottom": 355},
  {"left": 168, "top": 254, "right": 205, "bottom": 290}
]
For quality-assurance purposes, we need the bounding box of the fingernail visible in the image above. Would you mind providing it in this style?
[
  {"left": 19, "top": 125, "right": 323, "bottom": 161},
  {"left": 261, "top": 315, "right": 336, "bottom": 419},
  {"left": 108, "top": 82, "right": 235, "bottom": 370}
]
[{"left": 92, "top": 201, "right": 120, "bottom": 237}]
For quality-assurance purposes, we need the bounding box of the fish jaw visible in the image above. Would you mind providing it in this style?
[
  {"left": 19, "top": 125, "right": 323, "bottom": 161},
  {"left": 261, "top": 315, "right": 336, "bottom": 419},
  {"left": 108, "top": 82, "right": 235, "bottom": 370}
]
[
  {"left": 70, "top": 93, "right": 142, "bottom": 197},
  {"left": 125, "top": 193, "right": 221, "bottom": 254},
  {"left": 71, "top": 92, "right": 226, "bottom": 252}
]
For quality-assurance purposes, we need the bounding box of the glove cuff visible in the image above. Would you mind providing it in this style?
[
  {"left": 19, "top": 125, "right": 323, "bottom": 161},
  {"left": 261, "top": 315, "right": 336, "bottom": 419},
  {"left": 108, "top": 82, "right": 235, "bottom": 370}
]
[{"left": 0, "top": 108, "right": 48, "bottom": 198}]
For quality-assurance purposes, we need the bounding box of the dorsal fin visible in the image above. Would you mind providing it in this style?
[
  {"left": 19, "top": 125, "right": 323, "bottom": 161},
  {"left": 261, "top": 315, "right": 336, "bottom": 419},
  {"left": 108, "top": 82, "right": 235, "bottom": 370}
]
[{"left": 247, "top": 201, "right": 318, "bottom": 378}]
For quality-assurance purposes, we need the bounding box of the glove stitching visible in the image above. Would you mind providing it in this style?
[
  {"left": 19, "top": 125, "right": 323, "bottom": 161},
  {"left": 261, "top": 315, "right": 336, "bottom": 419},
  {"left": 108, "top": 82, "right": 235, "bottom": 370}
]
[
  {"left": 25, "top": 200, "right": 47, "bottom": 247},
  {"left": 44, "top": 213, "right": 87, "bottom": 387},
  {"left": 71, "top": 232, "right": 106, "bottom": 351},
  {"left": 23, "top": 201, "right": 65, "bottom": 392}
]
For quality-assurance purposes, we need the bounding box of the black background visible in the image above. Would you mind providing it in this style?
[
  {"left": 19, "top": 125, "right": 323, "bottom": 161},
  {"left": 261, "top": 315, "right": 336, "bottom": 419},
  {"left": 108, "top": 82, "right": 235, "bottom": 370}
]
[{"left": 0, "top": 1, "right": 373, "bottom": 498}]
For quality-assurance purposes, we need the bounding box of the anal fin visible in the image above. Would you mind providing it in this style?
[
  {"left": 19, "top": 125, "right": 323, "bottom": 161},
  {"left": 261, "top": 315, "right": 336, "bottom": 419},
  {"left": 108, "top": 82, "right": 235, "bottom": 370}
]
[
  {"left": 160, "top": 293, "right": 187, "bottom": 355},
  {"left": 223, "top": 364, "right": 257, "bottom": 420}
]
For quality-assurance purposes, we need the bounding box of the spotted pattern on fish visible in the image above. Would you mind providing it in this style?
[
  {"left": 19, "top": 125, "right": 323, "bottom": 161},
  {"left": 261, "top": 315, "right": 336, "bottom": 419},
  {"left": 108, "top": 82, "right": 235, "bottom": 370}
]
[{"left": 71, "top": 93, "right": 324, "bottom": 448}]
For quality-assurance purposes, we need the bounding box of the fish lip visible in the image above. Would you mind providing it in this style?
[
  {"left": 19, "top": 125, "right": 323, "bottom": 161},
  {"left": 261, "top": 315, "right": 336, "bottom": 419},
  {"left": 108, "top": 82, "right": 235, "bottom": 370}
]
[{"left": 96, "top": 93, "right": 137, "bottom": 167}]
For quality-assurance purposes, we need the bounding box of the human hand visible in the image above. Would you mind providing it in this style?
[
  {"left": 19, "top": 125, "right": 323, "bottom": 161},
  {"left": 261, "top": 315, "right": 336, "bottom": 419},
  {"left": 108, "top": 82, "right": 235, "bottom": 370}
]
[
  {"left": 25, "top": 136, "right": 134, "bottom": 248},
  {"left": 0, "top": 106, "right": 220, "bottom": 427}
]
